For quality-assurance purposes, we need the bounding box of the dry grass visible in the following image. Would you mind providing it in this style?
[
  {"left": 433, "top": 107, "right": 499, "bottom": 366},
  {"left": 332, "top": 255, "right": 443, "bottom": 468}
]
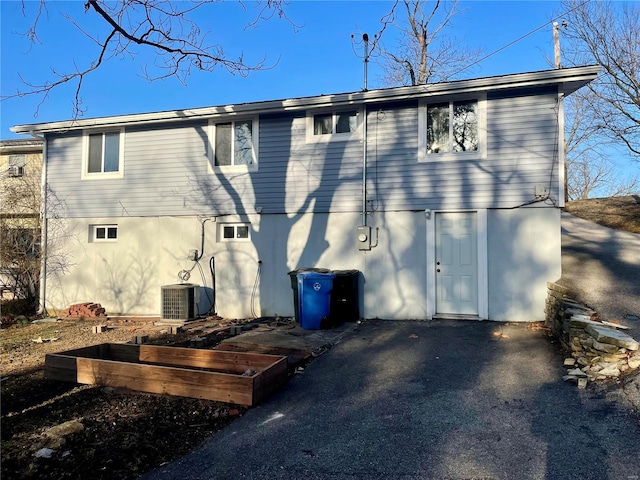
[{"left": 564, "top": 196, "right": 640, "bottom": 234}]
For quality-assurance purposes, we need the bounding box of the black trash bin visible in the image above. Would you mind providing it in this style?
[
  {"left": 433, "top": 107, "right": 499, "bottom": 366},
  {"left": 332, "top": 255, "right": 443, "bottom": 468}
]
[
  {"left": 287, "top": 268, "right": 330, "bottom": 323},
  {"left": 331, "top": 269, "right": 360, "bottom": 324}
]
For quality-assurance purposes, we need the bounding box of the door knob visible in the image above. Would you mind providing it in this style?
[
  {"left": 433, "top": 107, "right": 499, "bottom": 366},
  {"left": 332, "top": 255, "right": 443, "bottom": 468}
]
[{"left": 437, "top": 268, "right": 441, "bottom": 273}]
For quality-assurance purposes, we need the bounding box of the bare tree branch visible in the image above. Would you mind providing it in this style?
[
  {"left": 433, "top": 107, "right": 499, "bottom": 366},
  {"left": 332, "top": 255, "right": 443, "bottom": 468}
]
[
  {"left": 374, "top": 0, "right": 482, "bottom": 86},
  {"left": 3, "top": 0, "right": 294, "bottom": 120},
  {"left": 561, "top": 0, "right": 640, "bottom": 158}
]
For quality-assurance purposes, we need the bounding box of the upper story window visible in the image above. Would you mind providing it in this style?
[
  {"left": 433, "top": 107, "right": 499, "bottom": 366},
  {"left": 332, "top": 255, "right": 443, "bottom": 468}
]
[
  {"left": 209, "top": 118, "right": 258, "bottom": 172},
  {"left": 418, "top": 95, "right": 486, "bottom": 161},
  {"left": 306, "top": 108, "right": 363, "bottom": 143},
  {"left": 82, "top": 129, "right": 124, "bottom": 179},
  {"left": 8, "top": 154, "right": 26, "bottom": 177}
]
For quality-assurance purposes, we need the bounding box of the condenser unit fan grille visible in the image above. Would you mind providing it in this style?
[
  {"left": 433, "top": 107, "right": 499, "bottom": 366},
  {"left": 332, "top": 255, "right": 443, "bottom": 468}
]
[{"left": 161, "top": 284, "right": 197, "bottom": 321}]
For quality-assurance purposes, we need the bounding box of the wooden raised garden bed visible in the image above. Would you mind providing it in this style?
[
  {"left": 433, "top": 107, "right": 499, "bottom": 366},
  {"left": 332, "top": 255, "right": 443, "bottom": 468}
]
[{"left": 44, "top": 343, "right": 288, "bottom": 406}]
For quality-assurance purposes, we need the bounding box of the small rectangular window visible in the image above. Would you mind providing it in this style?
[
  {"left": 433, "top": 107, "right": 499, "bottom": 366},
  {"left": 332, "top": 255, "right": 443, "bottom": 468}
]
[
  {"left": 8, "top": 154, "right": 26, "bottom": 177},
  {"left": 427, "top": 100, "right": 478, "bottom": 154},
  {"left": 314, "top": 114, "right": 333, "bottom": 135},
  {"left": 236, "top": 225, "right": 249, "bottom": 239},
  {"left": 220, "top": 224, "right": 250, "bottom": 242},
  {"left": 212, "top": 119, "right": 257, "bottom": 168},
  {"left": 313, "top": 111, "right": 358, "bottom": 136},
  {"left": 91, "top": 224, "right": 118, "bottom": 242},
  {"left": 307, "top": 109, "right": 361, "bottom": 143},
  {"left": 84, "top": 130, "right": 123, "bottom": 177},
  {"left": 336, "top": 111, "right": 358, "bottom": 133},
  {"left": 223, "top": 226, "right": 235, "bottom": 239}
]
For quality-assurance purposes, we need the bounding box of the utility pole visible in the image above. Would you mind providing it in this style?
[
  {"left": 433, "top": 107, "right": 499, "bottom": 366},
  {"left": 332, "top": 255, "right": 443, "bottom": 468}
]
[{"left": 553, "top": 21, "right": 561, "bottom": 69}]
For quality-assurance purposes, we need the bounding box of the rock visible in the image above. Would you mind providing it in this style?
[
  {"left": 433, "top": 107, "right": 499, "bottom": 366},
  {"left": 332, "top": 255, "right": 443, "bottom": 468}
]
[
  {"left": 577, "top": 357, "right": 590, "bottom": 367},
  {"left": 602, "top": 354, "right": 627, "bottom": 362},
  {"left": 590, "top": 356, "right": 603, "bottom": 365},
  {"left": 585, "top": 325, "right": 639, "bottom": 351},
  {"left": 563, "top": 358, "right": 576, "bottom": 366},
  {"left": 591, "top": 340, "right": 620, "bottom": 354},
  {"left": 34, "top": 448, "right": 55, "bottom": 459},
  {"left": 598, "top": 364, "right": 621, "bottom": 377},
  {"left": 568, "top": 317, "right": 604, "bottom": 329},
  {"left": 43, "top": 420, "right": 84, "bottom": 448},
  {"left": 629, "top": 357, "right": 640, "bottom": 370},
  {"left": 580, "top": 337, "right": 594, "bottom": 348},
  {"left": 566, "top": 368, "right": 587, "bottom": 377},
  {"left": 578, "top": 377, "right": 588, "bottom": 389}
]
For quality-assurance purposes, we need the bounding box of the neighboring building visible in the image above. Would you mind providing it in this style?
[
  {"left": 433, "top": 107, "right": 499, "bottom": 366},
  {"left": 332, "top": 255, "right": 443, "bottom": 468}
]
[
  {"left": 0, "top": 138, "right": 43, "bottom": 302},
  {"left": 10, "top": 66, "right": 599, "bottom": 321}
]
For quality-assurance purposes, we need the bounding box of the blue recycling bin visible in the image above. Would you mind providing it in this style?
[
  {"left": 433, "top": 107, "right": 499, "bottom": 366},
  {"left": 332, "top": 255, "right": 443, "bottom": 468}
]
[{"left": 297, "top": 271, "right": 336, "bottom": 330}]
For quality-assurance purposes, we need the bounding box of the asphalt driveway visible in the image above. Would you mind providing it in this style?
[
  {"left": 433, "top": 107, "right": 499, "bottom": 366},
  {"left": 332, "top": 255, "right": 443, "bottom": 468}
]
[
  {"left": 143, "top": 320, "right": 640, "bottom": 480},
  {"left": 561, "top": 212, "right": 640, "bottom": 327}
]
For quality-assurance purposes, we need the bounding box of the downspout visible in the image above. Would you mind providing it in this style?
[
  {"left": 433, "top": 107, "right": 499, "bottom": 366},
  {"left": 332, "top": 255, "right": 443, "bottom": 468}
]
[{"left": 31, "top": 130, "right": 47, "bottom": 315}]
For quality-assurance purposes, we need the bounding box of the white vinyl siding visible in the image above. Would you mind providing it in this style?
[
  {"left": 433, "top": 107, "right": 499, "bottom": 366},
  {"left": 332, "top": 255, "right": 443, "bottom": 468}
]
[{"left": 45, "top": 87, "right": 560, "bottom": 218}]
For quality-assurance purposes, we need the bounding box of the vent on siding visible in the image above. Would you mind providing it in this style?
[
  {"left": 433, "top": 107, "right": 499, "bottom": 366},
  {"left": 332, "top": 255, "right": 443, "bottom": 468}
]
[{"left": 161, "top": 284, "right": 198, "bottom": 322}]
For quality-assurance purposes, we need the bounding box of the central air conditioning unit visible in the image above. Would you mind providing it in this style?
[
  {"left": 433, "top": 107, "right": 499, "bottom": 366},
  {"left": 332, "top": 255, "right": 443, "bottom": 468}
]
[{"left": 160, "top": 283, "right": 199, "bottom": 323}]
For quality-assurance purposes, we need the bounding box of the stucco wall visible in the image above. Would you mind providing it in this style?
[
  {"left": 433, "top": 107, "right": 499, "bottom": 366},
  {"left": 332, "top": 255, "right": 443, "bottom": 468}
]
[
  {"left": 44, "top": 207, "right": 559, "bottom": 322},
  {"left": 487, "top": 207, "right": 561, "bottom": 321}
]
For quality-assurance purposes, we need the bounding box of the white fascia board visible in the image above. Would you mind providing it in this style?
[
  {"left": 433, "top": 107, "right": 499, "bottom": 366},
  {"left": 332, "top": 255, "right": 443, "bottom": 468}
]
[{"left": 11, "top": 66, "right": 600, "bottom": 135}]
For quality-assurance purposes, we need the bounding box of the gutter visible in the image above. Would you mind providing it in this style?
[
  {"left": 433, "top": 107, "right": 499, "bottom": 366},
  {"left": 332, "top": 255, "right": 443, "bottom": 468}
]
[{"left": 10, "top": 66, "right": 601, "bottom": 135}]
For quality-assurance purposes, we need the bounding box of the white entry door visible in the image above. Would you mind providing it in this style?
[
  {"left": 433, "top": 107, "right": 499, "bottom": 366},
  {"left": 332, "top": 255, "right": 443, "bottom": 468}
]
[{"left": 435, "top": 212, "right": 478, "bottom": 315}]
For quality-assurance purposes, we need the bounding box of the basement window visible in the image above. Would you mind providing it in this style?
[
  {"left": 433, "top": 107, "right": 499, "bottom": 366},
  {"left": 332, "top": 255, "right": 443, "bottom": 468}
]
[
  {"left": 91, "top": 224, "right": 118, "bottom": 242},
  {"left": 220, "top": 223, "right": 250, "bottom": 242}
]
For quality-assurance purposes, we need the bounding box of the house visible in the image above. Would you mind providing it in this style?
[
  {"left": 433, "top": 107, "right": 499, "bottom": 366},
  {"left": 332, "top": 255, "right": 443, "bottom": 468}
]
[
  {"left": 0, "top": 138, "right": 43, "bottom": 303},
  {"left": 10, "top": 66, "right": 600, "bottom": 321}
]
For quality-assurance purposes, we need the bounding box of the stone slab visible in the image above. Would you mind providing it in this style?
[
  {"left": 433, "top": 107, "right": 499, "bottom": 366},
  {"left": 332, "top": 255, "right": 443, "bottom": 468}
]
[
  {"left": 585, "top": 324, "right": 639, "bottom": 351},
  {"left": 567, "top": 318, "right": 607, "bottom": 329}
]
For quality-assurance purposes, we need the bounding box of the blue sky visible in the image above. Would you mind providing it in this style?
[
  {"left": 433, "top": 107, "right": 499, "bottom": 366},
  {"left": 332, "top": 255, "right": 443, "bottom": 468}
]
[
  {"left": 1, "top": 0, "right": 565, "bottom": 136},
  {"left": 0, "top": 0, "right": 637, "bottom": 186}
]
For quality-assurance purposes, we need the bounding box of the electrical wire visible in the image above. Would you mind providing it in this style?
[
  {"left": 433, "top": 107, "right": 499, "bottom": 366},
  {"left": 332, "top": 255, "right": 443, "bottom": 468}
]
[{"left": 250, "top": 261, "right": 262, "bottom": 319}]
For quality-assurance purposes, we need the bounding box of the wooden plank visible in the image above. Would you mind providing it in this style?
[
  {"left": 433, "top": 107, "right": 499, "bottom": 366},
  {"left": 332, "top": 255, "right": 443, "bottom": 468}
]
[
  {"left": 44, "top": 343, "right": 288, "bottom": 406},
  {"left": 252, "top": 356, "right": 288, "bottom": 405},
  {"left": 137, "top": 345, "right": 282, "bottom": 373},
  {"left": 108, "top": 343, "right": 143, "bottom": 362},
  {"left": 44, "top": 354, "right": 81, "bottom": 382},
  {"left": 74, "top": 357, "right": 254, "bottom": 405}
]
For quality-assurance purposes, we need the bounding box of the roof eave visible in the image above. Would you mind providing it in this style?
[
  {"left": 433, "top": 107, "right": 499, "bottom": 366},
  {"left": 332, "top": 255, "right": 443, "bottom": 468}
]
[{"left": 10, "top": 65, "right": 600, "bottom": 135}]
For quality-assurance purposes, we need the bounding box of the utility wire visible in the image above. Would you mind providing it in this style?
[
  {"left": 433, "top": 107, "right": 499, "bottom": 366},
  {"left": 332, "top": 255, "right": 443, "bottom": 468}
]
[{"left": 448, "top": 0, "right": 592, "bottom": 79}]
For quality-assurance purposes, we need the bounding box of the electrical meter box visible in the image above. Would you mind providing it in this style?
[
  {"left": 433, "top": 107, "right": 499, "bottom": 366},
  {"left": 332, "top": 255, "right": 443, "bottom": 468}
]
[{"left": 356, "top": 225, "right": 371, "bottom": 251}]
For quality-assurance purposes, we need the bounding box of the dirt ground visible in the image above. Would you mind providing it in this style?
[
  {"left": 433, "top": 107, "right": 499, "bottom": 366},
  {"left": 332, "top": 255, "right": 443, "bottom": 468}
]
[
  {"left": 564, "top": 195, "right": 640, "bottom": 234},
  {"left": 0, "top": 316, "right": 270, "bottom": 480}
]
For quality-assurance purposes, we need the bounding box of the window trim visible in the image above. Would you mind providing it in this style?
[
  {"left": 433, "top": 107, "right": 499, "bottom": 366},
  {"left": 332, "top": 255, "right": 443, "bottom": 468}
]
[
  {"left": 418, "top": 94, "right": 487, "bottom": 162},
  {"left": 90, "top": 224, "right": 118, "bottom": 243},
  {"left": 305, "top": 107, "right": 364, "bottom": 143},
  {"left": 8, "top": 154, "right": 26, "bottom": 177},
  {"left": 208, "top": 116, "right": 259, "bottom": 173},
  {"left": 81, "top": 128, "right": 125, "bottom": 179},
  {"left": 219, "top": 223, "right": 251, "bottom": 242}
]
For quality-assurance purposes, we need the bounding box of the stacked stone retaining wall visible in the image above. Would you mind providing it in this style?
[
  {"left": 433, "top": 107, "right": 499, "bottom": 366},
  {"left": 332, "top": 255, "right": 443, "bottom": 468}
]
[{"left": 545, "top": 282, "right": 640, "bottom": 388}]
